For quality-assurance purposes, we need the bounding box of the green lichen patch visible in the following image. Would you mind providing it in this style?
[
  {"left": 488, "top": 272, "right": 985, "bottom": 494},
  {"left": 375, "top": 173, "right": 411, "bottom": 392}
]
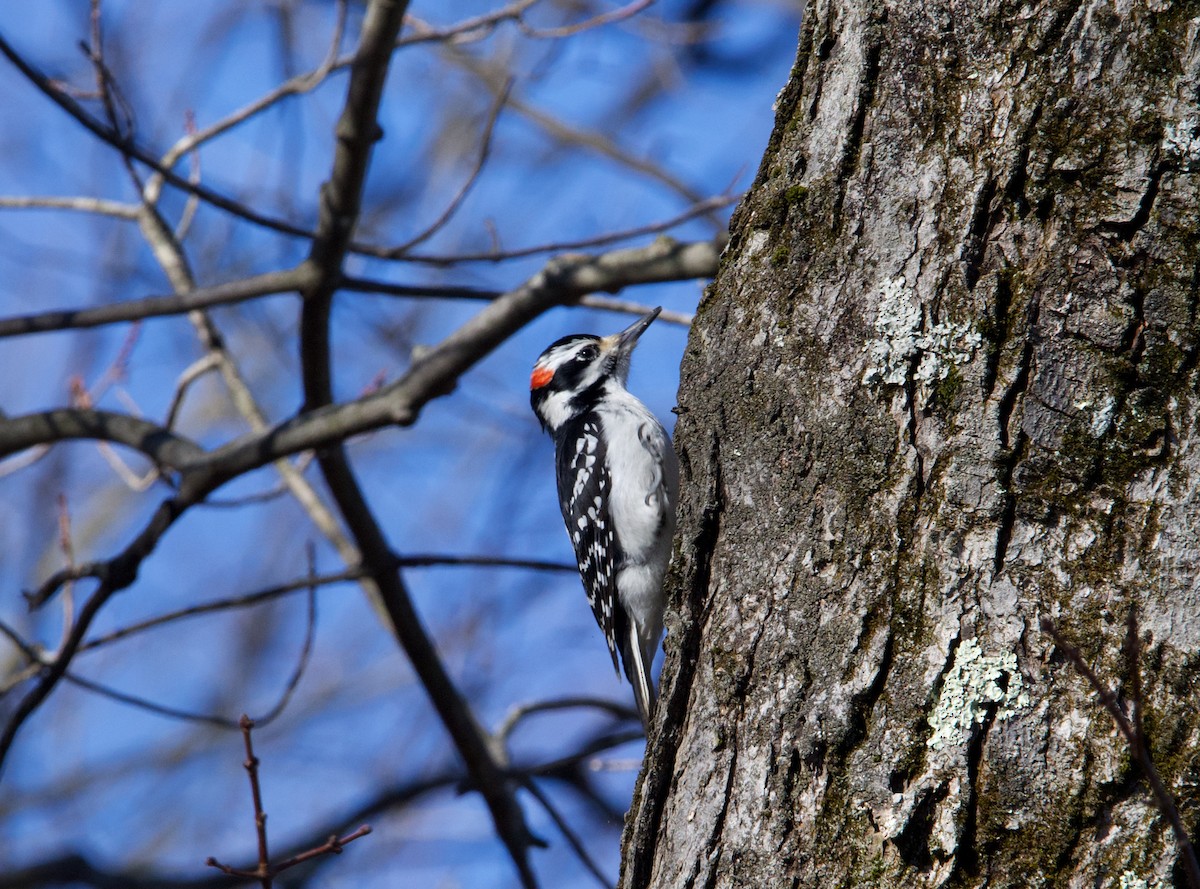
[{"left": 927, "top": 639, "right": 1030, "bottom": 752}]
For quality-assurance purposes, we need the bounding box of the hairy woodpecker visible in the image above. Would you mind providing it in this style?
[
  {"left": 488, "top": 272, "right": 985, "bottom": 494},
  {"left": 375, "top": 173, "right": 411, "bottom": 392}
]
[{"left": 530, "top": 308, "right": 679, "bottom": 727}]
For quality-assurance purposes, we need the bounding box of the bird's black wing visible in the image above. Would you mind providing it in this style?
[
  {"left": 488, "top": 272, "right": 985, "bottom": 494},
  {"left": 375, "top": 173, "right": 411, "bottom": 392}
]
[{"left": 555, "top": 414, "right": 626, "bottom": 674}]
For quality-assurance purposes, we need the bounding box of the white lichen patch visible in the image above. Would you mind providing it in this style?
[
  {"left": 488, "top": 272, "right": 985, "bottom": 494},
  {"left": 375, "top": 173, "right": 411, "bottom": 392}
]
[
  {"left": 1089, "top": 395, "right": 1117, "bottom": 437},
  {"left": 745, "top": 230, "right": 771, "bottom": 258},
  {"left": 862, "top": 277, "right": 981, "bottom": 387},
  {"left": 1163, "top": 118, "right": 1200, "bottom": 167},
  {"left": 926, "top": 638, "right": 1029, "bottom": 751},
  {"left": 1118, "top": 871, "right": 1157, "bottom": 889}
]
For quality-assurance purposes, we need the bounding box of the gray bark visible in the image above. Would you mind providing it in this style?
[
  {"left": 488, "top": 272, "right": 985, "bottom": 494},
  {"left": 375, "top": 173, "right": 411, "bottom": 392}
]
[{"left": 623, "top": 1, "right": 1200, "bottom": 887}]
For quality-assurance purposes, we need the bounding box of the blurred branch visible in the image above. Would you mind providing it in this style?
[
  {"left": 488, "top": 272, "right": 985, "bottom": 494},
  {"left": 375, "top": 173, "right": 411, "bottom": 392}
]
[
  {"left": 369, "top": 194, "right": 734, "bottom": 264},
  {"left": 0, "top": 237, "right": 718, "bottom": 488},
  {"left": 336, "top": 275, "right": 502, "bottom": 300},
  {"left": 79, "top": 567, "right": 363, "bottom": 653},
  {"left": 147, "top": 0, "right": 351, "bottom": 202},
  {"left": 124, "top": 59, "right": 373, "bottom": 625},
  {"left": 0, "top": 497, "right": 191, "bottom": 769},
  {"left": 0, "top": 616, "right": 235, "bottom": 726},
  {"left": 0, "top": 195, "right": 138, "bottom": 218},
  {"left": 0, "top": 268, "right": 307, "bottom": 338},
  {"left": 398, "top": 1, "right": 539, "bottom": 48},
  {"left": 520, "top": 0, "right": 652, "bottom": 39},
  {"left": 0, "top": 33, "right": 316, "bottom": 241},
  {"left": 251, "top": 547, "right": 319, "bottom": 727},
  {"left": 580, "top": 295, "right": 694, "bottom": 326},
  {"left": 8, "top": 555, "right": 312, "bottom": 729},
  {"left": 389, "top": 78, "right": 512, "bottom": 255},
  {"left": 497, "top": 695, "right": 641, "bottom": 746},
  {"left": 0, "top": 232, "right": 715, "bottom": 792},
  {"left": 0, "top": 408, "right": 204, "bottom": 471},
  {"left": 449, "top": 48, "right": 709, "bottom": 207},
  {"left": 296, "top": 0, "right": 543, "bottom": 883},
  {"left": 395, "top": 552, "right": 576, "bottom": 572},
  {"left": 19, "top": 553, "right": 569, "bottom": 660},
  {"left": 0, "top": 235, "right": 711, "bottom": 341},
  {"left": 522, "top": 777, "right": 613, "bottom": 889},
  {"left": 0, "top": 854, "right": 237, "bottom": 889},
  {"left": 0, "top": 724, "right": 641, "bottom": 889},
  {"left": 1042, "top": 614, "right": 1200, "bottom": 889}
]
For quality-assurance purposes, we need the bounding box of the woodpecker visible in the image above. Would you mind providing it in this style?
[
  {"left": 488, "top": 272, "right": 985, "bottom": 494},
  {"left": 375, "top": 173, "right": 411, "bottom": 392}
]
[{"left": 530, "top": 308, "right": 679, "bottom": 728}]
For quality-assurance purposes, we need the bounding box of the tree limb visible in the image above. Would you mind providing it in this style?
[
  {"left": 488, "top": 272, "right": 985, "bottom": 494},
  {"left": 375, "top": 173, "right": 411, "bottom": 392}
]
[{"left": 0, "top": 268, "right": 308, "bottom": 338}]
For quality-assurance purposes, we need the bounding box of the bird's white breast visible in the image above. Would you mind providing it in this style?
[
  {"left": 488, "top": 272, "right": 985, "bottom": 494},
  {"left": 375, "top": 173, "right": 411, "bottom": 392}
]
[{"left": 595, "top": 389, "right": 678, "bottom": 566}]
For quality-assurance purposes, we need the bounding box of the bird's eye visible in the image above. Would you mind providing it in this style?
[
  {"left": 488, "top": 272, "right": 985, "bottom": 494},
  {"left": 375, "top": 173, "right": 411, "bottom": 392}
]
[{"left": 577, "top": 345, "right": 598, "bottom": 363}]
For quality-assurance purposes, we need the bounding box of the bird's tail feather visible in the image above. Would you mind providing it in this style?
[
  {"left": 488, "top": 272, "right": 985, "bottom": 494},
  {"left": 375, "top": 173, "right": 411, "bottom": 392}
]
[{"left": 628, "top": 625, "right": 656, "bottom": 730}]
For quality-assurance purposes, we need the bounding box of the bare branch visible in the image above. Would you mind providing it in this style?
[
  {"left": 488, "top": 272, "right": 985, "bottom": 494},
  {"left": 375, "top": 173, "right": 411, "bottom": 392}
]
[
  {"left": 0, "top": 34, "right": 316, "bottom": 241},
  {"left": 398, "top": 1, "right": 539, "bottom": 48},
  {"left": 497, "top": 696, "right": 641, "bottom": 746},
  {"left": 579, "top": 295, "right": 694, "bottom": 325},
  {"left": 266, "top": 825, "right": 372, "bottom": 874},
  {"left": 0, "top": 195, "right": 138, "bottom": 218},
  {"left": 395, "top": 553, "right": 576, "bottom": 572},
  {"left": 251, "top": 547, "right": 319, "bottom": 727},
  {"left": 353, "top": 194, "right": 734, "bottom": 263},
  {"left": 79, "top": 567, "right": 363, "bottom": 653},
  {"left": 521, "top": 777, "right": 613, "bottom": 889},
  {"left": 520, "top": 0, "right": 652, "bottom": 39},
  {"left": 294, "top": 0, "right": 549, "bottom": 882},
  {"left": 336, "top": 275, "right": 502, "bottom": 300},
  {"left": 0, "top": 268, "right": 308, "bottom": 339},
  {"left": 207, "top": 719, "right": 368, "bottom": 887},
  {"left": 0, "top": 726, "right": 642, "bottom": 889},
  {"left": 148, "top": 0, "right": 351, "bottom": 202},
  {"left": 0, "top": 408, "right": 203, "bottom": 470},
  {"left": 451, "top": 49, "right": 709, "bottom": 207},
  {"left": 389, "top": 79, "right": 511, "bottom": 254},
  {"left": 242, "top": 715, "right": 271, "bottom": 887}
]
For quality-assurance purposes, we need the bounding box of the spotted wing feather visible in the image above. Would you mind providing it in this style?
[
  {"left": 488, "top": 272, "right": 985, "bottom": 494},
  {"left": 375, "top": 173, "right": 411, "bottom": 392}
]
[{"left": 554, "top": 414, "right": 625, "bottom": 673}]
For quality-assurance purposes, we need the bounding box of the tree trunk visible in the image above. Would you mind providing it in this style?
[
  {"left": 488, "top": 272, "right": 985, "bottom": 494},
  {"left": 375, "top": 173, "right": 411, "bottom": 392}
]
[{"left": 623, "top": 2, "right": 1200, "bottom": 887}]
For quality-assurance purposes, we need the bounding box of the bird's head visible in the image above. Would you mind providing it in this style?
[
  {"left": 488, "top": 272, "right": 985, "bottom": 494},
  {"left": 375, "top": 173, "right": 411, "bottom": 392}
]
[{"left": 529, "top": 307, "right": 661, "bottom": 433}]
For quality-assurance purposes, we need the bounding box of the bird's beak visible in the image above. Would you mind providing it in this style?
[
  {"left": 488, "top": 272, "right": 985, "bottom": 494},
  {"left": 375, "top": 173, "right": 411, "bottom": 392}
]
[{"left": 604, "top": 307, "right": 662, "bottom": 355}]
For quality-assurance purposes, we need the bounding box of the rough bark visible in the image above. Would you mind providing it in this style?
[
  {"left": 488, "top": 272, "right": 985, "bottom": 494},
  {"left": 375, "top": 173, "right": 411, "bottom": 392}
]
[{"left": 623, "top": 1, "right": 1200, "bottom": 887}]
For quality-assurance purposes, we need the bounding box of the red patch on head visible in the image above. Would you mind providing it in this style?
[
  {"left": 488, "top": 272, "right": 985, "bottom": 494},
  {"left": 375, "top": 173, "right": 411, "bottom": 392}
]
[{"left": 530, "top": 366, "right": 554, "bottom": 390}]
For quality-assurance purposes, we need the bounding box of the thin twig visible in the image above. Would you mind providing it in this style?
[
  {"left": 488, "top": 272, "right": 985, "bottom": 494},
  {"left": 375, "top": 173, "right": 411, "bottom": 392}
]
[
  {"left": 267, "top": 825, "right": 372, "bottom": 872},
  {"left": 243, "top": 715, "right": 272, "bottom": 887},
  {"left": 79, "top": 567, "right": 363, "bottom": 653},
  {"left": 497, "top": 696, "right": 640, "bottom": 746},
  {"left": 0, "top": 33, "right": 317, "bottom": 241},
  {"left": 519, "top": 0, "right": 652, "bottom": 39},
  {"left": 56, "top": 494, "right": 76, "bottom": 655},
  {"left": 251, "top": 545, "right": 320, "bottom": 727},
  {"left": 580, "top": 295, "right": 693, "bottom": 326},
  {"left": 521, "top": 777, "right": 612, "bottom": 889},
  {"left": 173, "top": 110, "right": 202, "bottom": 241},
  {"left": 390, "top": 79, "right": 512, "bottom": 254},
  {"left": 397, "top": 0, "right": 539, "bottom": 48},
  {"left": 357, "top": 191, "right": 735, "bottom": 265},
  {"left": 151, "top": 0, "right": 350, "bottom": 191}
]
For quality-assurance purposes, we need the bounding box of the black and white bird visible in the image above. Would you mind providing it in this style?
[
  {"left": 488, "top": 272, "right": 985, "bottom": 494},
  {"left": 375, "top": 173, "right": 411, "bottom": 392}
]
[{"left": 530, "top": 308, "right": 679, "bottom": 728}]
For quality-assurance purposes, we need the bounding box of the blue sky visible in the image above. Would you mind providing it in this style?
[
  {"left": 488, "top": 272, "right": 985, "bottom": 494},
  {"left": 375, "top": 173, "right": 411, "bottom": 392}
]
[{"left": 0, "top": 1, "right": 800, "bottom": 885}]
